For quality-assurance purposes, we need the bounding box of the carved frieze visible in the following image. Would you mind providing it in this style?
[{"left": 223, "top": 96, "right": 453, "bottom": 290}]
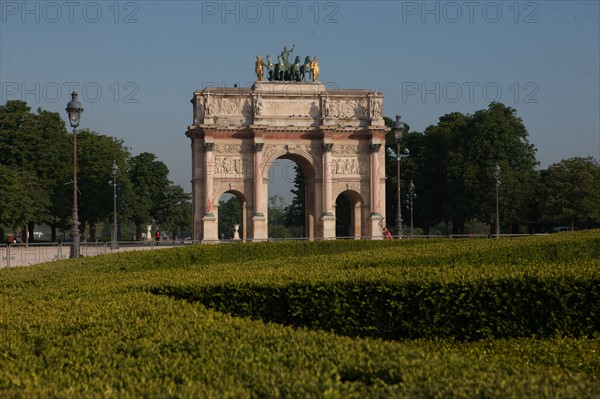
[
  {"left": 333, "top": 157, "right": 369, "bottom": 175},
  {"left": 214, "top": 156, "right": 247, "bottom": 176},
  {"left": 214, "top": 144, "right": 242, "bottom": 153},
  {"left": 332, "top": 144, "right": 359, "bottom": 155}
]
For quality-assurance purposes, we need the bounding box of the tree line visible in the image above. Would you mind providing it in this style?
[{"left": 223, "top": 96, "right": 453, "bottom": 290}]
[
  {"left": 0, "top": 100, "right": 191, "bottom": 243},
  {"left": 384, "top": 102, "right": 600, "bottom": 235}
]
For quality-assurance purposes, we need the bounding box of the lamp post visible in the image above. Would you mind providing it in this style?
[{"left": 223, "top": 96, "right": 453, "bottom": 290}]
[
  {"left": 493, "top": 163, "right": 501, "bottom": 239},
  {"left": 407, "top": 180, "right": 416, "bottom": 237},
  {"left": 66, "top": 92, "right": 83, "bottom": 258},
  {"left": 111, "top": 160, "right": 119, "bottom": 249},
  {"left": 388, "top": 115, "right": 409, "bottom": 238}
]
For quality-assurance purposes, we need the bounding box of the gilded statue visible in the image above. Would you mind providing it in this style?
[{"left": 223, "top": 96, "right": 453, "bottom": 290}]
[
  {"left": 310, "top": 56, "right": 320, "bottom": 82},
  {"left": 255, "top": 55, "right": 265, "bottom": 81}
]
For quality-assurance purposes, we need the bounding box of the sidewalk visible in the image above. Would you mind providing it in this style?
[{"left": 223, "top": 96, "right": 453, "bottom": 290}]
[{"left": 0, "top": 242, "right": 182, "bottom": 268}]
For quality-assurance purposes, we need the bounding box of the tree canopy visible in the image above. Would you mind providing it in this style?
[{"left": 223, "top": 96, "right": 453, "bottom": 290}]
[{"left": 538, "top": 157, "right": 600, "bottom": 230}]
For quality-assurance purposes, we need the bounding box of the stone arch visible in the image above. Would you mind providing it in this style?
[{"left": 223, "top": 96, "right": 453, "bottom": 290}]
[
  {"left": 216, "top": 189, "right": 248, "bottom": 241},
  {"left": 186, "top": 81, "right": 388, "bottom": 242},
  {"left": 334, "top": 189, "right": 364, "bottom": 238},
  {"left": 263, "top": 151, "right": 317, "bottom": 239}
]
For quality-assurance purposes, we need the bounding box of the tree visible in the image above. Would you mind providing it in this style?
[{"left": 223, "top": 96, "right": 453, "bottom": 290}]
[
  {"left": 463, "top": 103, "right": 538, "bottom": 233},
  {"left": 284, "top": 165, "right": 305, "bottom": 237},
  {"left": 268, "top": 195, "right": 288, "bottom": 238},
  {"left": 538, "top": 157, "right": 600, "bottom": 230},
  {"left": 76, "top": 130, "right": 130, "bottom": 241},
  {"left": 0, "top": 165, "right": 34, "bottom": 241},
  {"left": 0, "top": 101, "right": 72, "bottom": 241},
  {"left": 128, "top": 152, "right": 171, "bottom": 240},
  {"left": 218, "top": 196, "right": 242, "bottom": 239},
  {"left": 154, "top": 184, "right": 192, "bottom": 240},
  {"left": 415, "top": 113, "right": 463, "bottom": 234}
]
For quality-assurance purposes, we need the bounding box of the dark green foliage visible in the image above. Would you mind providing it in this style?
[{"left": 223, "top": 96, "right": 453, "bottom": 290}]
[
  {"left": 284, "top": 164, "right": 305, "bottom": 236},
  {"left": 218, "top": 195, "right": 242, "bottom": 238}
]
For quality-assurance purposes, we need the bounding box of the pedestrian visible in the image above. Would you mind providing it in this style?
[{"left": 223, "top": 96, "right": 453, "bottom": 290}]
[
  {"left": 383, "top": 227, "right": 392, "bottom": 240},
  {"left": 155, "top": 229, "right": 161, "bottom": 244}
]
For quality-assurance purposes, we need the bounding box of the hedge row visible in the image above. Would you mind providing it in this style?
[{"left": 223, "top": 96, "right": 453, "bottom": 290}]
[
  {"left": 156, "top": 271, "right": 599, "bottom": 341},
  {"left": 1, "top": 231, "right": 599, "bottom": 398},
  {"left": 150, "top": 232, "right": 600, "bottom": 340}
]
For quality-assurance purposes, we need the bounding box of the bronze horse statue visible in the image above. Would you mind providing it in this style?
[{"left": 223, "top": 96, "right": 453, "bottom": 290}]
[
  {"left": 300, "top": 56, "right": 312, "bottom": 82},
  {"left": 265, "top": 55, "right": 275, "bottom": 81},
  {"left": 264, "top": 49, "right": 316, "bottom": 82}
]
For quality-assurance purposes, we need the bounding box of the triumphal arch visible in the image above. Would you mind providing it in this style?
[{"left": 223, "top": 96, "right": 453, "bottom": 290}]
[{"left": 186, "top": 51, "right": 388, "bottom": 242}]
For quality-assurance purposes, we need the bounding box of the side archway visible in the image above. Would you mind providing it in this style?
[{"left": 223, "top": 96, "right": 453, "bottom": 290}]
[
  {"left": 334, "top": 190, "right": 364, "bottom": 238},
  {"left": 216, "top": 190, "right": 247, "bottom": 241}
]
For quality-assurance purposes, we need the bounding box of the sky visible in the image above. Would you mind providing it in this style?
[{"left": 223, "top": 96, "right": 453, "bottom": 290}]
[{"left": 1, "top": 0, "right": 599, "bottom": 205}]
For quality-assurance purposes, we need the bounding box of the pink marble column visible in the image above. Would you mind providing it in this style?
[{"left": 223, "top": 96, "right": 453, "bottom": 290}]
[
  {"left": 204, "top": 142, "right": 214, "bottom": 215},
  {"left": 370, "top": 143, "right": 382, "bottom": 215},
  {"left": 323, "top": 143, "right": 334, "bottom": 215},
  {"left": 253, "top": 143, "right": 264, "bottom": 215}
]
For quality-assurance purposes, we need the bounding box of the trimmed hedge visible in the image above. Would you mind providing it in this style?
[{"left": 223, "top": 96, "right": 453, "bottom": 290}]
[
  {"left": 152, "top": 233, "right": 600, "bottom": 340},
  {"left": 0, "top": 231, "right": 599, "bottom": 398}
]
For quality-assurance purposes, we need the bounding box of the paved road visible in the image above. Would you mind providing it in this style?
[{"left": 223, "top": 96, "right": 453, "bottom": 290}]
[{"left": 0, "top": 242, "right": 184, "bottom": 268}]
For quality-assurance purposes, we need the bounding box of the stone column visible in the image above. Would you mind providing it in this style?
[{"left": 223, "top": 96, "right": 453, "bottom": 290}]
[
  {"left": 369, "top": 143, "right": 384, "bottom": 239},
  {"left": 322, "top": 143, "right": 334, "bottom": 216},
  {"left": 322, "top": 143, "right": 336, "bottom": 239},
  {"left": 370, "top": 143, "right": 382, "bottom": 216},
  {"left": 204, "top": 142, "right": 215, "bottom": 215},
  {"left": 253, "top": 143, "right": 264, "bottom": 216},
  {"left": 252, "top": 142, "right": 267, "bottom": 241},
  {"left": 202, "top": 142, "right": 218, "bottom": 242}
]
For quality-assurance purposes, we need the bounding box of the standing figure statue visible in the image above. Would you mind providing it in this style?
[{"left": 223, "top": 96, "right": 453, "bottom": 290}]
[
  {"left": 255, "top": 55, "right": 265, "bottom": 81},
  {"left": 310, "top": 56, "right": 320, "bottom": 82},
  {"left": 322, "top": 93, "right": 330, "bottom": 117},
  {"left": 280, "top": 44, "right": 295, "bottom": 69},
  {"left": 254, "top": 94, "right": 262, "bottom": 116}
]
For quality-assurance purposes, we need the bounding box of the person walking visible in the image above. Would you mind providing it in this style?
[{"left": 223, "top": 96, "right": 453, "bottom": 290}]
[{"left": 383, "top": 227, "right": 393, "bottom": 240}]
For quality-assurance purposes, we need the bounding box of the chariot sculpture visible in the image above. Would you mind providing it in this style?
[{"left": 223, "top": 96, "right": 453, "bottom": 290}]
[{"left": 255, "top": 45, "right": 319, "bottom": 83}]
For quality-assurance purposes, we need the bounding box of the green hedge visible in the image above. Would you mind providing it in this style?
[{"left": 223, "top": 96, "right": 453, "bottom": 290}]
[
  {"left": 1, "top": 231, "right": 599, "bottom": 398},
  {"left": 151, "top": 233, "right": 600, "bottom": 340}
]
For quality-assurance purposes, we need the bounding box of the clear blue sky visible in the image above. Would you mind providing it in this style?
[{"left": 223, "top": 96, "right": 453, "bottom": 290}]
[{"left": 2, "top": 1, "right": 599, "bottom": 204}]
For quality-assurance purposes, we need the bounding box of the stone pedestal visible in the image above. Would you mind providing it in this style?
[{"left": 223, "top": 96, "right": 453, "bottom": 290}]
[
  {"left": 370, "top": 213, "right": 385, "bottom": 240},
  {"left": 322, "top": 214, "right": 336, "bottom": 239},
  {"left": 252, "top": 215, "right": 267, "bottom": 242},
  {"left": 201, "top": 214, "right": 218, "bottom": 243}
]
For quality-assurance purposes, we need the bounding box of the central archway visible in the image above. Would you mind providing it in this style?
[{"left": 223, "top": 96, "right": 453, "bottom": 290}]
[{"left": 266, "top": 153, "right": 315, "bottom": 239}]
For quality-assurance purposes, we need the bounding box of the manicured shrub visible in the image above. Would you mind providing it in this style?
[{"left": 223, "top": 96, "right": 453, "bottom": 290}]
[{"left": 1, "top": 230, "right": 598, "bottom": 398}]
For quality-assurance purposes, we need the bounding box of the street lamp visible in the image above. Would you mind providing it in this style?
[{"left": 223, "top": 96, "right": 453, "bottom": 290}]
[
  {"left": 111, "top": 160, "right": 119, "bottom": 249},
  {"left": 387, "top": 115, "right": 410, "bottom": 238},
  {"left": 407, "top": 180, "right": 416, "bottom": 237},
  {"left": 66, "top": 91, "right": 83, "bottom": 258},
  {"left": 493, "top": 162, "right": 501, "bottom": 239}
]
